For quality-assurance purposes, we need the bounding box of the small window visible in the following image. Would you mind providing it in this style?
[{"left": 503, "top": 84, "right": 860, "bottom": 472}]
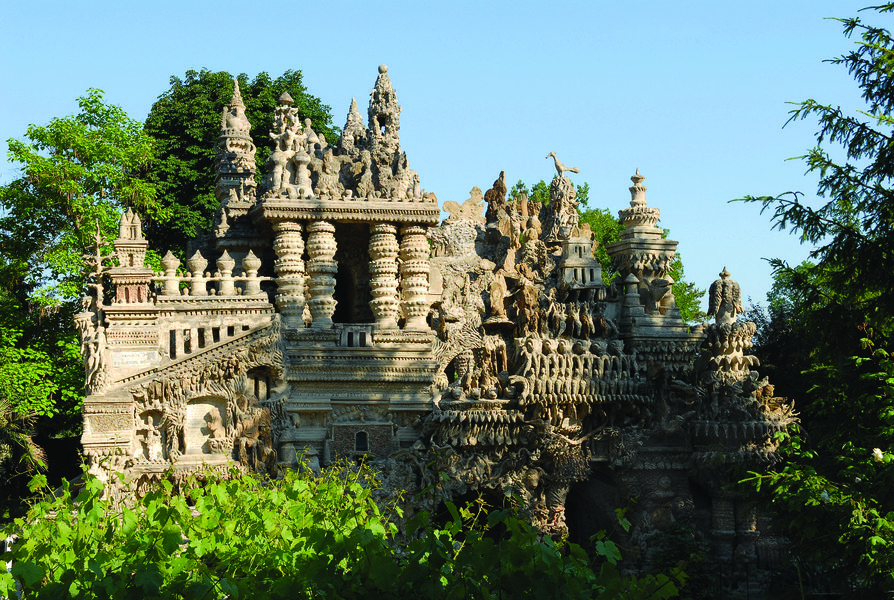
[
  {"left": 355, "top": 431, "right": 369, "bottom": 452},
  {"left": 212, "top": 328, "right": 220, "bottom": 343},
  {"left": 169, "top": 330, "right": 177, "bottom": 359},
  {"left": 183, "top": 329, "right": 191, "bottom": 354},
  {"left": 197, "top": 328, "right": 206, "bottom": 349},
  {"left": 227, "top": 326, "right": 235, "bottom": 337},
  {"left": 347, "top": 332, "right": 354, "bottom": 347},
  {"left": 360, "top": 332, "right": 368, "bottom": 347}
]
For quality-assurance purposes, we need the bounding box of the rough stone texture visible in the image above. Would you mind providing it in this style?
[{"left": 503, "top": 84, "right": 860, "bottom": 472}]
[{"left": 77, "top": 67, "right": 795, "bottom": 597}]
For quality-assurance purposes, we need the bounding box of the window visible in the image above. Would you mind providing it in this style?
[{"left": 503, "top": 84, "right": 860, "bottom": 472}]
[{"left": 355, "top": 431, "right": 369, "bottom": 452}]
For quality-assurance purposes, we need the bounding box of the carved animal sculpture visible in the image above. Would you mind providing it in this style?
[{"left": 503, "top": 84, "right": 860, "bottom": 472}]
[{"left": 546, "top": 152, "right": 580, "bottom": 178}]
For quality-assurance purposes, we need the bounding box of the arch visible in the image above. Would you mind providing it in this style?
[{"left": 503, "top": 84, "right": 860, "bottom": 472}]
[{"left": 355, "top": 431, "right": 369, "bottom": 452}]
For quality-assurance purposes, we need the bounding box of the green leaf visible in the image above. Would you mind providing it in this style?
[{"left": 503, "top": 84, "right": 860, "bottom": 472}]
[{"left": 12, "top": 560, "right": 45, "bottom": 588}]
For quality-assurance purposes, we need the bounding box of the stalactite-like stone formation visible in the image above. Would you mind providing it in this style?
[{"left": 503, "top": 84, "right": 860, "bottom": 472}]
[
  {"left": 272, "top": 222, "right": 306, "bottom": 328},
  {"left": 399, "top": 225, "right": 430, "bottom": 329},
  {"left": 306, "top": 221, "right": 338, "bottom": 328},
  {"left": 369, "top": 223, "right": 400, "bottom": 329}
]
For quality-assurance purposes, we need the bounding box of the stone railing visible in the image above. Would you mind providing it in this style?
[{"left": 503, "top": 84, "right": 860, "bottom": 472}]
[{"left": 155, "top": 250, "right": 272, "bottom": 297}]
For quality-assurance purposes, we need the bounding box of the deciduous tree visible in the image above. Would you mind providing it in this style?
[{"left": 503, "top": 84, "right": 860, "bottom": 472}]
[{"left": 143, "top": 69, "right": 337, "bottom": 256}]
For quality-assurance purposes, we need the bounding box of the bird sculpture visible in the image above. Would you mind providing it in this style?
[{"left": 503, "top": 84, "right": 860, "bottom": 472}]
[
  {"left": 707, "top": 267, "right": 743, "bottom": 325},
  {"left": 546, "top": 152, "right": 580, "bottom": 178}
]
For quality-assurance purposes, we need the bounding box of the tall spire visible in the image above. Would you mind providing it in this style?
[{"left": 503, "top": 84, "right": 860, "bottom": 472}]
[
  {"left": 368, "top": 64, "right": 401, "bottom": 153},
  {"left": 338, "top": 97, "right": 368, "bottom": 159}
]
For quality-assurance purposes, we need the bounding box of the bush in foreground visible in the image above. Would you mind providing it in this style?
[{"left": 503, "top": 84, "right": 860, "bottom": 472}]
[{"left": 1, "top": 464, "right": 682, "bottom": 599}]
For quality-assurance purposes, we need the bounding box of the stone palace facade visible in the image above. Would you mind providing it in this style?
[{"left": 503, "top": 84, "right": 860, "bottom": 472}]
[{"left": 76, "top": 66, "right": 797, "bottom": 593}]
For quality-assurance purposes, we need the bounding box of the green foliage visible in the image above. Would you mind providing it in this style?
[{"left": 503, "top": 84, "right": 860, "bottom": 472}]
[
  {"left": 738, "top": 5, "right": 894, "bottom": 594},
  {"left": 661, "top": 235, "right": 707, "bottom": 324},
  {"left": 578, "top": 206, "right": 623, "bottom": 284},
  {"left": 2, "top": 88, "right": 155, "bottom": 303},
  {"left": 1, "top": 465, "right": 683, "bottom": 599},
  {"left": 143, "top": 69, "right": 337, "bottom": 256},
  {"left": 648, "top": 523, "right": 718, "bottom": 600},
  {"left": 0, "top": 89, "right": 144, "bottom": 429}
]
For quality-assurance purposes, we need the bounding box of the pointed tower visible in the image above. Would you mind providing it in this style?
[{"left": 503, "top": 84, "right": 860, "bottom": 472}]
[
  {"left": 107, "top": 209, "right": 154, "bottom": 304},
  {"left": 213, "top": 80, "right": 265, "bottom": 262},
  {"left": 338, "top": 97, "right": 368, "bottom": 159},
  {"left": 606, "top": 171, "right": 692, "bottom": 334},
  {"left": 367, "top": 64, "right": 402, "bottom": 173},
  {"left": 215, "top": 80, "right": 257, "bottom": 206}
]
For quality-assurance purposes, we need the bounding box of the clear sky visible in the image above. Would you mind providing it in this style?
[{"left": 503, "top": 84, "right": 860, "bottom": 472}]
[{"left": 2, "top": 0, "right": 887, "bottom": 310}]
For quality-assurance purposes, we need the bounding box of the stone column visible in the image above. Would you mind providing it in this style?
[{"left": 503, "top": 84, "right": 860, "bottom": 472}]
[
  {"left": 272, "top": 222, "right": 306, "bottom": 329},
  {"left": 306, "top": 221, "right": 338, "bottom": 329},
  {"left": 368, "top": 223, "right": 400, "bottom": 329},
  {"left": 399, "top": 225, "right": 430, "bottom": 330},
  {"left": 711, "top": 494, "right": 736, "bottom": 562}
]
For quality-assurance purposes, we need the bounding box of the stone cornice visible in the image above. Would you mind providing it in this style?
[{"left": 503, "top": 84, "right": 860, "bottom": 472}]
[{"left": 251, "top": 198, "right": 439, "bottom": 226}]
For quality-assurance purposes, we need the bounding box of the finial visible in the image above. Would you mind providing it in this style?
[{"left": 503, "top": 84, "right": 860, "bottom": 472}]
[
  {"left": 278, "top": 91, "right": 294, "bottom": 105},
  {"left": 628, "top": 169, "right": 647, "bottom": 207},
  {"left": 719, "top": 266, "right": 731, "bottom": 279},
  {"left": 379, "top": 64, "right": 388, "bottom": 74},
  {"left": 230, "top": 80, "right": 245, "bottom": 108}
]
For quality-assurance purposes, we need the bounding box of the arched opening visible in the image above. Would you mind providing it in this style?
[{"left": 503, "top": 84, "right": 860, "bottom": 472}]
[{"left": 355, "top": 431, "right": 369, "bottom": 452}]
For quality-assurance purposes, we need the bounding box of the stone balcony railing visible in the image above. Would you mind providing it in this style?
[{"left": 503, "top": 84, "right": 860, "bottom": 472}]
[{"left": 155, "top": 249, "right": 272, "bottom": 298}]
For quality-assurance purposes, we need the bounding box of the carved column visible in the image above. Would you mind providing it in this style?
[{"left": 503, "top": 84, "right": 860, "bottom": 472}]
[
  {"left": 272, "top": 222, "right": 306, "bottom": 329},
  {"left": 306, "top": 221, "right": 338, "bottom": 328},
  {"left": 368, "top": 223, "right": 400, "bottom": 329},
  {"left": 711, "top": 494, "right": 736, "bottom": 562},
  {"left": 399, "top": 225, "right": 430, "bottom": 330}
]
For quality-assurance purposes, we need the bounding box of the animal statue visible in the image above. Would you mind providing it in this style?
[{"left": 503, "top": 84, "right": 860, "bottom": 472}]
[{"left": 546, "top": 152, "right": 580, "bottom": 178}]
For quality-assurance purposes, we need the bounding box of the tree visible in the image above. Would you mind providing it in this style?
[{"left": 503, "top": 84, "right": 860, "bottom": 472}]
[
  {"left": 738, "top": 5, "right": 894, "bottom": 593},
  {"left": 2, "top": 88, "right": 155, "bottom": 303},
  {"left": 0, "top": 89, "right": 155, "bottom": 429},
  {"left": 143, "top": 69, "right": 338, "bottom": 256}
]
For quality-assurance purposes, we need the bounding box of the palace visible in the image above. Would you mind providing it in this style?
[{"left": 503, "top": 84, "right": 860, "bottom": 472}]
[{"left": 77, "top": 65, "right": 796, "bottom": 594}]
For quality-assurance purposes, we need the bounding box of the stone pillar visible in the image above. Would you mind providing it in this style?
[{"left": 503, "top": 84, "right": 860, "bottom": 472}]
[
  {"left": 306, "top": 221, "right": 338, "bottom": 329},
  {"left": 368, "top": 223, "right": 400, "bottom": 329},
  {"left": 174, "top": 329, "right": 185, "bottom": 358},
  {"left": 187, "top": 251, "right": 208, "bottom": 297},
  {"left": 711, "top": 495, "right": 736, "bottom": 562},
  {"left": 217, "top": 251, "right": 236, "bottom": 296},
  {"left": 242, "top": 251, "right": 262, "bottom": 295},
  {"left": 160, "top": 252, "right": 181, "bottom": 296},
  {"left": 272, "top": 222, "right": 306, "bottom": 329},
  {"left": 399, "top": 225, "right": 430, "bottom": 330}
]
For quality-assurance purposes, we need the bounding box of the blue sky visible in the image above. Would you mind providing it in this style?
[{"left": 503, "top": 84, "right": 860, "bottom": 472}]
[{"left": 2, "top": 0, "right": 887, "bottom": 310}]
